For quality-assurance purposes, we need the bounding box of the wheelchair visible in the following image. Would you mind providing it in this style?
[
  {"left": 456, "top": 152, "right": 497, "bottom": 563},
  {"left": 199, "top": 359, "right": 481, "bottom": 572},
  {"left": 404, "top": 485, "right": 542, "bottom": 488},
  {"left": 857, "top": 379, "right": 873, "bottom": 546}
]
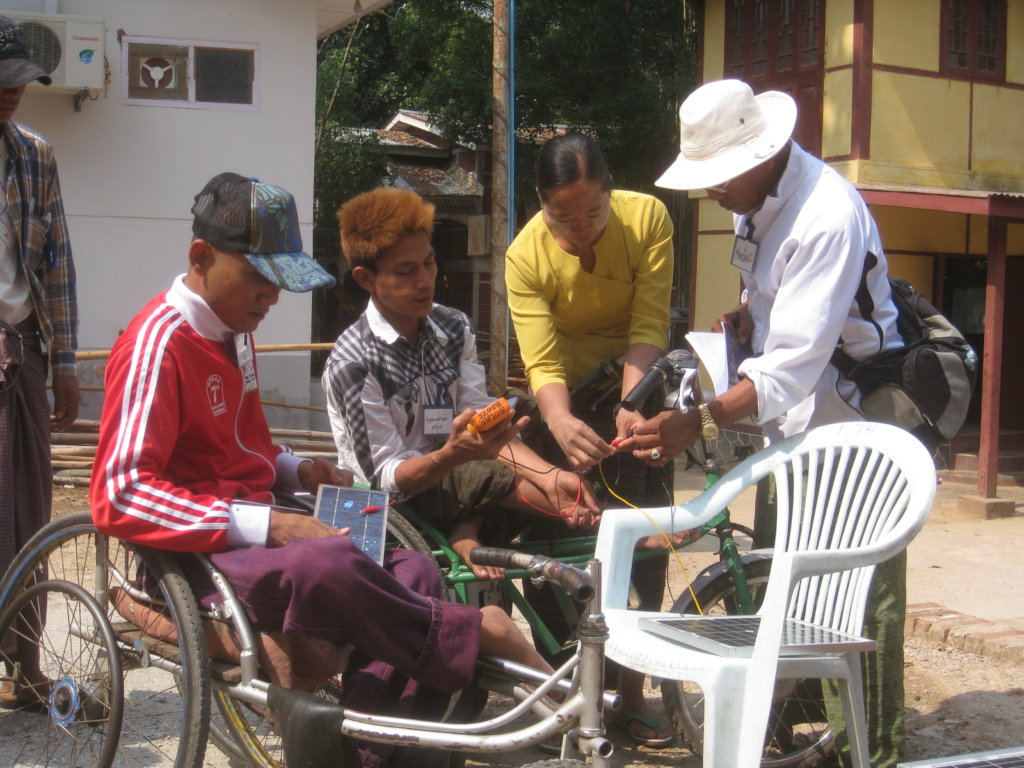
[{"left": 0, "top": 509, "right": 617, "bottom": 768}]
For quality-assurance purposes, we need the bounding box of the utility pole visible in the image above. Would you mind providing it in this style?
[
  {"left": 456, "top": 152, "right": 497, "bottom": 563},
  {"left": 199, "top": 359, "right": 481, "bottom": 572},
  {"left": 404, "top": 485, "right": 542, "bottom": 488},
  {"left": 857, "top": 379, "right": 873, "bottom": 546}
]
[{"left": 489, "top": 0, "right": 510, "bottom": 393}]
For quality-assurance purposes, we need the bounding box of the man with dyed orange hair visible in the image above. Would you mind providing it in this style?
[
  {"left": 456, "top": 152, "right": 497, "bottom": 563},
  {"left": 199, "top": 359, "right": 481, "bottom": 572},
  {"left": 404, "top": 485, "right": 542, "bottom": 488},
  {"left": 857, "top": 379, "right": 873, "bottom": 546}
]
[{"left": 324, "top": 188, "right": 601, "bottom": 580}]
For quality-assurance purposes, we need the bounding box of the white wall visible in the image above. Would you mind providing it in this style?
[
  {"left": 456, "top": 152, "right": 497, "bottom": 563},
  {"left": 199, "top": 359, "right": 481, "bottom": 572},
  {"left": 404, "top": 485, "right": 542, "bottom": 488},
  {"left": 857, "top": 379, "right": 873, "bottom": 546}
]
[{"left": 13, "top": 0, "right": 321, "bottom": 427}]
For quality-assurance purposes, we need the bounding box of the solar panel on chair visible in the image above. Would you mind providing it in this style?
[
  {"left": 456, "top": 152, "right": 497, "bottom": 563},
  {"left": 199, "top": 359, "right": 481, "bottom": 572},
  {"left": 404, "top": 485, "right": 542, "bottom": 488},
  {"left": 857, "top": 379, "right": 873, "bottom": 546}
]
[
  {"left": 640, "top": 614, "right": 876, "bottom": 658},
  {"left": 897, "top": 746, "right": 1024, "bottom": 768}
]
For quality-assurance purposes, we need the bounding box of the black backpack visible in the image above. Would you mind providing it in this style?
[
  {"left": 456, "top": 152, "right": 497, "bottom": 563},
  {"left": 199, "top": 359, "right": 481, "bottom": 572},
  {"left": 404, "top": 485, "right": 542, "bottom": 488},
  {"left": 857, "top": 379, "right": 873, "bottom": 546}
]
[{"left": 831, "top": 276, "right": 978, "bottom": 450}]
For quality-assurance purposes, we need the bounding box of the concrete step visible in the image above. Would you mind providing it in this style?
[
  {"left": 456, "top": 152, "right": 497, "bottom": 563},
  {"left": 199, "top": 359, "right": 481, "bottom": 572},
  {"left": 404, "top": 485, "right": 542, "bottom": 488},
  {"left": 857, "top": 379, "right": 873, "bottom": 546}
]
[
  {"left": 949, "top": 429, "right": 1024, "bottom": 453},
  {"left": 938, "top": 468, "right": 1024, "bottom": 488},
  {"left": 951, "top": 449, "right": 1024, "bottom": 473}
]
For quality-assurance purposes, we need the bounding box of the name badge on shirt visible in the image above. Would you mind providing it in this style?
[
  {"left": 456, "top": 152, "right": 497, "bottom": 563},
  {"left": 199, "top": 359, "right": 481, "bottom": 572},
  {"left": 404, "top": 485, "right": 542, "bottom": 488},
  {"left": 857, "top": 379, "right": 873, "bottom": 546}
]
[
  {"left": 235, "top": 334, "right": 258, "bottom": 394},
  {"left": 422, "top": 405, "right": 454, "bottom": 436},
  {"left": 731, "top": 236, "right": 758, "bottom": 273}
]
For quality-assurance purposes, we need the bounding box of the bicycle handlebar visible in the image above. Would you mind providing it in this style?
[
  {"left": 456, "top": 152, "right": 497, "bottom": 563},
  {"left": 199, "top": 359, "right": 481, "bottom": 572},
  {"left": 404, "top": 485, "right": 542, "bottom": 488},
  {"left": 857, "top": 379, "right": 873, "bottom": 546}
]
[
  {"left": 618, "top": 357, "right": 674, "bottom": 412},
  {"left": 619, "top": 349, "right": 700, "bottom": 412},
  {"left": 469, "top": 547, "right": 595, "bottom": 603}
]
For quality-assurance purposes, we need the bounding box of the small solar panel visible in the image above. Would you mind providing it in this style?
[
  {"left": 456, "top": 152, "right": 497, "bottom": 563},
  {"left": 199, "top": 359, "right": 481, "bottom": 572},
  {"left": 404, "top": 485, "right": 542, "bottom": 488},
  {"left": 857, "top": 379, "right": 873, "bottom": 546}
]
[
  {"left": 640, "top": 615, "right": 876, "bottom": 658},
  {"left": 898, "top": 747, "right": 1024, "bottom": 768},
  {"left": 313, "top": 485, "right": 390, "bottom": 564}
]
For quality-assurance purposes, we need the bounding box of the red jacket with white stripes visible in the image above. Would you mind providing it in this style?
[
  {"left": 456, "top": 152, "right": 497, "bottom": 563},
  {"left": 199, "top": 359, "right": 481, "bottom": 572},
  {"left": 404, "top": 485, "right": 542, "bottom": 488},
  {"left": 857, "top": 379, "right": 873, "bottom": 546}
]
[{"left": 91, "top": 282, "right": 281, "bottom": 553}]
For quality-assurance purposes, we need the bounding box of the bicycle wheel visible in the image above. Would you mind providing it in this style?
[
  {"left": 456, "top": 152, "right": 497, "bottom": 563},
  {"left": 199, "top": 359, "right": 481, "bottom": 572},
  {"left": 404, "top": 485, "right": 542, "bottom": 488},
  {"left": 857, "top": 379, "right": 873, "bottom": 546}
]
[
  {"left": 0, "top": 512, "right": 211, "bottom": 768},
  {"left": 661, "top": 558, "right": 834, "bottom": 768},
  {"left": 0, "top": 578, "right": 124, "bottom": 768},
  {"left": 386, "top": 508, "right": 438, "bottom": 559}
]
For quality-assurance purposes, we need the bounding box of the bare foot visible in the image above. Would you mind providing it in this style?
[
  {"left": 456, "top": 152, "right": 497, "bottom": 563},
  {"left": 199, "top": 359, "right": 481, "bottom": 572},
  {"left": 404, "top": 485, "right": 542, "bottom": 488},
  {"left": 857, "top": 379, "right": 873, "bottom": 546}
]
[{"left": 449, "top": 520, "right": 505, "bottom": 580}]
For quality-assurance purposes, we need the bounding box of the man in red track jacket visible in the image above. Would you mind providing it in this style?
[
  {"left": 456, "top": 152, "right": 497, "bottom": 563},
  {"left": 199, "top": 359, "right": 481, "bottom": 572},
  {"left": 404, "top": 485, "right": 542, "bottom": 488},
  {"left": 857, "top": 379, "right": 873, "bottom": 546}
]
[{"left": 90, "top": 173, "right": 547, "bottom": 768}]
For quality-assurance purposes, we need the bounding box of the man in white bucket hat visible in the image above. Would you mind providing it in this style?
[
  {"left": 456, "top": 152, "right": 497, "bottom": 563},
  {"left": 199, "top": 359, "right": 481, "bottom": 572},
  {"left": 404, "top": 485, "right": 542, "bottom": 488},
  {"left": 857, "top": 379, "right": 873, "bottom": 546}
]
[{"left": 623, "top": 79, "right": 907, "bottom": 768}]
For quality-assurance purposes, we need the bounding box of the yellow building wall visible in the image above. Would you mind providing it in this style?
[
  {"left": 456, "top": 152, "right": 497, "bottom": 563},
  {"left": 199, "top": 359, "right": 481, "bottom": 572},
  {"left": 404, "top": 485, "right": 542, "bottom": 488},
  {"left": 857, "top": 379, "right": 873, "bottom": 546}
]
[
  {"left": 1008, "top": 2, "right": 1024, "bottom": 84},
  {"left": 1011, "top": 223, "right": 1024, "bottom": 255},
  {"left": 690, "top": 0, "right": 1024, "bottom": 343},
  {"left": 824, "top": 0, "right": 854, "bottom": 68},
  {"left": 822, "top": 69, "right": 853, "bottom": 158},
  {"left": 885, "top": 253, "right": 936, "bottom": 302},
  {"left": 968, "top": 217, "right": 1024, "bottom": 256},
  {"left": 702, "top": 3, "right": 726, "bottom": 82},
  {"left": 872, "top": 0, "right": 940, "bottom": 71},
  {"left": 871, "top": 207, "right": 967, "bottom": 254},
  {"left": 971, "top": 84, "right": 1024, "bottom": 180},
  {"left": 692, "top": 200, "right": 741, "bottom": 333},
  {"left": 867, "top": 73, "right": 970, "bottom": 182}
]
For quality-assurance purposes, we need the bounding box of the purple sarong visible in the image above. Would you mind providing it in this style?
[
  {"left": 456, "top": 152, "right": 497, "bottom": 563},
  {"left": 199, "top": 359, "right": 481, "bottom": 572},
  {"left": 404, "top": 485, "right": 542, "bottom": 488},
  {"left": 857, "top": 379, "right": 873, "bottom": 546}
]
[{"left": 209, "top": 536, "right": 481, "bottom": 768}]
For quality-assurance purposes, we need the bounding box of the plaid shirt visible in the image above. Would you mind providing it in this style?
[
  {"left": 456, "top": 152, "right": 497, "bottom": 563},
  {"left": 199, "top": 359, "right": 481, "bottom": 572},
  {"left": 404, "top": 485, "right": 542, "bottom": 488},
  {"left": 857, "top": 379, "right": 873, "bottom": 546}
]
[
  {"left": 322, "top": 303, "right": 493, "bottom": 492},
  {"left": 2, "top": 121, "right": 76, "bottom": 376}
]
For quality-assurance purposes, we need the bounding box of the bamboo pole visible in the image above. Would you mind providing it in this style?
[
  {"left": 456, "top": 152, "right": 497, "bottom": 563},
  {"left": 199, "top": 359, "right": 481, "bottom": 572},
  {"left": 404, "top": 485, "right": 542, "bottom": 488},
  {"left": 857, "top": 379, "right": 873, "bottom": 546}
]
[
  {"left": 75, "top": 342, "right": 334, "bottom": 362},
  {"left": 50, "top": 346, "right": 340, "bottom": 488}
]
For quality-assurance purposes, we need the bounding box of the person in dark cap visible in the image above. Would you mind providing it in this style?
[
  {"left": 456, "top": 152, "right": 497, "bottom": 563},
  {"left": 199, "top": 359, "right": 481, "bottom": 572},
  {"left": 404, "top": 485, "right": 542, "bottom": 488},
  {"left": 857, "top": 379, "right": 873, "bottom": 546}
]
[
  {"left": 0, "top": 14, "right": 78, "bottom": 709},
  {"left": 90, "top": 172, "right": 550, "bottom": 768}
]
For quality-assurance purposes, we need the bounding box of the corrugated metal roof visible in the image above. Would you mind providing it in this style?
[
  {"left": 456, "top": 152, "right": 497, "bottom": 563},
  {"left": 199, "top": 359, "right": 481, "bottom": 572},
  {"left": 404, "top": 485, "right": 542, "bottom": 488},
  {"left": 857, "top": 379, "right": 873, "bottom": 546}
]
[
  {"left": 390, "top": 160, "right": 482, "bottom": 197},
  {"left": 855, "top": 182, "right": 1024, "bottom": 199}
]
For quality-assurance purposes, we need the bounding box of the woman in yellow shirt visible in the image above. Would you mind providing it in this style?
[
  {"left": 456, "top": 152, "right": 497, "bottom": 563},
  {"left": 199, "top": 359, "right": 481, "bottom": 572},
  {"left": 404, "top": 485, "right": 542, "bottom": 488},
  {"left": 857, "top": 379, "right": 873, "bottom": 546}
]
[{"left": 506, "top": 133, "right": 675, "bottom": 747}]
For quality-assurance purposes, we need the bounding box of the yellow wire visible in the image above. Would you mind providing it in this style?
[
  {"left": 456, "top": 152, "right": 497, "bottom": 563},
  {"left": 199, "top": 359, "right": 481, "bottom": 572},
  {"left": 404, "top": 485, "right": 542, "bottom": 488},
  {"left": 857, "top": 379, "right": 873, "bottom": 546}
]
[{"left": 597, "top": 460, "right": 705, "bottom": 615}]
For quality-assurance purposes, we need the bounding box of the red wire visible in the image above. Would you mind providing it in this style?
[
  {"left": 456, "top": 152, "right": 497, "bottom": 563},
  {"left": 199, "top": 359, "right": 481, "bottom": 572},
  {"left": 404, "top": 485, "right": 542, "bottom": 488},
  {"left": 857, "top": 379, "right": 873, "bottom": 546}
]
[
  {"left": 362, "top": 498, "right": 398, "bottom": 515},
  {"left": 507, "top": 444, "right": 582, "bottom": 518}
]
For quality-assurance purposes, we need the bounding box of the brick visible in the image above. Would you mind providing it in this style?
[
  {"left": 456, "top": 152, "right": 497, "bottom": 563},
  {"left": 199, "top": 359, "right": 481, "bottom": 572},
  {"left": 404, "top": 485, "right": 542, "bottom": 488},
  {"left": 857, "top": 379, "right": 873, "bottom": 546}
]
[
  {"left": 906, "top": 602, "right": 946, "bottom": 614},
  {"left": 906, "top": 609, "right": 963, "bottom": 637},
  {"left": 963, "top": 629, "right": 1024, "bottom": 656},
  {"left": 945, "top": 619, "right": 999, "bottom": 651},
  {"left": 925, "top": 615, "right": 992, "bottom": 645},
  {"left": 997, "top": 643, "right": 1024, "bottom": 665}
]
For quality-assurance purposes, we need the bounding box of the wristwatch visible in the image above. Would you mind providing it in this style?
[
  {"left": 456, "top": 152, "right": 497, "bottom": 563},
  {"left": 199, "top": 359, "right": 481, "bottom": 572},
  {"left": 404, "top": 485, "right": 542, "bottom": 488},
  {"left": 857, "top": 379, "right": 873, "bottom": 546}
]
[{"left": 697, "top": 403, "right": 719, "bottom": 441}]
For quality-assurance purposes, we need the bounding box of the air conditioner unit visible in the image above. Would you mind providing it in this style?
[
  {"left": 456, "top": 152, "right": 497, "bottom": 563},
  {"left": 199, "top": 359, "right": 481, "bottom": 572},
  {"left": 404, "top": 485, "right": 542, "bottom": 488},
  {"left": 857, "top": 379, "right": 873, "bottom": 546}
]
[{"left": 3, "top": 11, "right": 105, "bottom": 94}]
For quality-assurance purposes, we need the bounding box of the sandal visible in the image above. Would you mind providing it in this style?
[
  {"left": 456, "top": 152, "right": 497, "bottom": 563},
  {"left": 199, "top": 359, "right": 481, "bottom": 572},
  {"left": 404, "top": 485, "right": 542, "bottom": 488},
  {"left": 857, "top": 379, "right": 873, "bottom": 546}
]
[
  {"left": 0, "top": 674, "right": 51, "bottom": 711},
  {"left": 615, "top": 713, "right": 674, "bottom": 748}
]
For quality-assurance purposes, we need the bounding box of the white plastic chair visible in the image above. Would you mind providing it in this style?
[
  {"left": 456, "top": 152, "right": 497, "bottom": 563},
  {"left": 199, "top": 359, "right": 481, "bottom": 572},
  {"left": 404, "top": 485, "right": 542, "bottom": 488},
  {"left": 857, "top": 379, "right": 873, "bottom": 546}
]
[{"left": 594, "top": 421, "right": 937, "bottom": 768}]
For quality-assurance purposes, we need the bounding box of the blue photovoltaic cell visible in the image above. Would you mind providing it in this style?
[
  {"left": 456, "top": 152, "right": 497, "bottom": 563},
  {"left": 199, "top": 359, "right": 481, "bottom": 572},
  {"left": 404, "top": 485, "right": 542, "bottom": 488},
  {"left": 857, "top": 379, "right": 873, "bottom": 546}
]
[
  {"left": 314, "top": 485, "right": 390, "bottom": 564},
  {"left": 640, "top": 615, "right": 875, "bottom": 658},
  {"left": 897, "top": 748, "right": 1024, "bottom": 768}
]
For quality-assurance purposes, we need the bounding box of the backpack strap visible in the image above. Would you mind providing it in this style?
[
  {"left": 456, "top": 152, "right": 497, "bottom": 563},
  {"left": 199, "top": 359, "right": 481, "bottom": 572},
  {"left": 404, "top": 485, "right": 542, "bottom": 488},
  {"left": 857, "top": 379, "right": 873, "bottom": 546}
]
[{"left": 831, "top": 251, "right": 883, "bottom": 376}]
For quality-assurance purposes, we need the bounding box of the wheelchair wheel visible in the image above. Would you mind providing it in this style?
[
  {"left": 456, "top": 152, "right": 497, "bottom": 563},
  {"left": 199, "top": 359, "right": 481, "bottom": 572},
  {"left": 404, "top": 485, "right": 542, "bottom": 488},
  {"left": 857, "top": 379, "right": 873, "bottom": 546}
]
[
  {"left": 0, "top": 578, "right": 124, "bottom": 768},
  {"left": 660, "top": 558, "right": 834, "bottom": 767},
  {"left": 212, "top": 677, "right": 343, "bottom": 768},
  {"left": 210, "top": 508, "right": 449, "bottom": 768},
  {"left": 384, "top": 508, "right": 447, "bottom": 592},
  {"left": 0, "top": 512, "right": 211, "bottom": 768}
]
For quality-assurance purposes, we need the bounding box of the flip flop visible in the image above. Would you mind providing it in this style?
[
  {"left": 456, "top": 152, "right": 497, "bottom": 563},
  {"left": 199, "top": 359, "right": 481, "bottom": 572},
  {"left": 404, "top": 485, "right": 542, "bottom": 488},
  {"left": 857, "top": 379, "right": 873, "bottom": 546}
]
[{"left": 616, "top": 713, "right": 674, "bottom": 748}]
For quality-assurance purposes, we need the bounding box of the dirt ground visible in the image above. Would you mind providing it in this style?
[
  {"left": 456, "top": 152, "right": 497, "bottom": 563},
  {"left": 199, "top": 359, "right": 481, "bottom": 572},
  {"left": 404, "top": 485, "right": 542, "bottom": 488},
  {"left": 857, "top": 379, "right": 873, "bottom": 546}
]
[{"left": 38, "top": 484, "right": 1024, "bottom": 767}]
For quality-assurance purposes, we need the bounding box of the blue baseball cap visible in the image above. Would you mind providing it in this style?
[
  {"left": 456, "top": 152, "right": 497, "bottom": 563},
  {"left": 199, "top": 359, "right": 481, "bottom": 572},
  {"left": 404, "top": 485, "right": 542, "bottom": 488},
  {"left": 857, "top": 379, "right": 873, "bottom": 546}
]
[{"left": 191, "top": 172, "right": 335, "bottom": 293}]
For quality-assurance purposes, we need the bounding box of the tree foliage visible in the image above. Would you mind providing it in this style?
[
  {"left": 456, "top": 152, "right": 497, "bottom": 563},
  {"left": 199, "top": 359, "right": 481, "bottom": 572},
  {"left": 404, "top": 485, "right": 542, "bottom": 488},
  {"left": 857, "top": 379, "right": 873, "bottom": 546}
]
[{"left": 314, "top": 0, "right": 698, "bottom": 252}]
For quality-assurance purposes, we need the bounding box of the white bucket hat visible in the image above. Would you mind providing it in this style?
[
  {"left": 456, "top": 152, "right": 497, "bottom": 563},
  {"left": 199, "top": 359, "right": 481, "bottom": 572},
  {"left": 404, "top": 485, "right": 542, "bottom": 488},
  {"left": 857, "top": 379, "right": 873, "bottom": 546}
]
[{"left": 656, "top": 79, "right": 797, "bottom": 191}]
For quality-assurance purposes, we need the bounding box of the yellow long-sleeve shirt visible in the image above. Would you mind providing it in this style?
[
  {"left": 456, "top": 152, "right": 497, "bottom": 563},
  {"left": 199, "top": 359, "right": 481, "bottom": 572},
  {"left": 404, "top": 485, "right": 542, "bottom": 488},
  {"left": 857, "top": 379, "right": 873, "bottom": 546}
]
[{"left": 505, "top": 189, "right": 674, "bottom": 391}]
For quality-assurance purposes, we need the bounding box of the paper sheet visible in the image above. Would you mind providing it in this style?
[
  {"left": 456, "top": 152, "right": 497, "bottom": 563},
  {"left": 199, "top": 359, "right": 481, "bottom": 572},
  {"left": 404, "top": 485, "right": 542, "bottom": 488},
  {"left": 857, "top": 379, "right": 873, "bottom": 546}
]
[{"left": 685, "top": 331, "right": 730, "bottom": 398}]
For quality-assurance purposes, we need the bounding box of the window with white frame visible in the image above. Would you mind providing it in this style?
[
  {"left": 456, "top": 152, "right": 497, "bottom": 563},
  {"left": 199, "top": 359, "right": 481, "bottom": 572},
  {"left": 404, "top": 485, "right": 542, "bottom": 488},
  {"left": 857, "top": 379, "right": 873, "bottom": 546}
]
[{"left": 122, "top": 36, "right": 258, "bottom": 109}]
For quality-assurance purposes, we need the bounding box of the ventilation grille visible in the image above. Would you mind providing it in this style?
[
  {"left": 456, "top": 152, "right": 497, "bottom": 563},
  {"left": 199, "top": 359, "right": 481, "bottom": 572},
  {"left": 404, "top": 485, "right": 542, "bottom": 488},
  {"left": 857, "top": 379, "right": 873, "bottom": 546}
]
[{"left": 17, "top": 21, "right": 62, "bottom": 75}]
